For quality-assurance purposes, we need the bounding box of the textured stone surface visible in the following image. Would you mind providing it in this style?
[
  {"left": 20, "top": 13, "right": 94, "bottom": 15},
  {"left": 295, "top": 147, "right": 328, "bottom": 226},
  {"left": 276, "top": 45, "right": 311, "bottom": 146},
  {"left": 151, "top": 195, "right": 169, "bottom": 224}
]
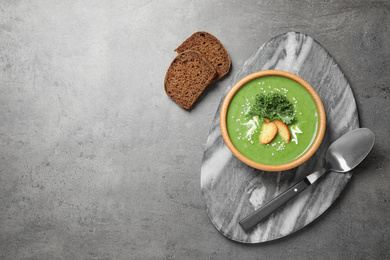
[
  {"left": 1, "top": 0, "right": 389, "bottom": 259},
  {"left": 201, "top": 32, "right": 359, "bottom": 243}
]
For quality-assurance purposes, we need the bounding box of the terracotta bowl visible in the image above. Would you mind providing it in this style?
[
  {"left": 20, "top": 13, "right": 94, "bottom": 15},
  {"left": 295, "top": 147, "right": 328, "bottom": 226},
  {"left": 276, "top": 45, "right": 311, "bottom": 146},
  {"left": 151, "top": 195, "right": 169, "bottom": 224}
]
[{"left": 220, "top": 70, "right": 326, "bottom": 172}]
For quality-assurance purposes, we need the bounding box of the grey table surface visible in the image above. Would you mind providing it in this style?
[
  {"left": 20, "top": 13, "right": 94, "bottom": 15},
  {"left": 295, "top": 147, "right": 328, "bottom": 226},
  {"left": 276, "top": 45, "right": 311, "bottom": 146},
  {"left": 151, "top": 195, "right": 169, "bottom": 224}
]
[{"left": 1, "top": 1, "right": 389, "bottom": 259}]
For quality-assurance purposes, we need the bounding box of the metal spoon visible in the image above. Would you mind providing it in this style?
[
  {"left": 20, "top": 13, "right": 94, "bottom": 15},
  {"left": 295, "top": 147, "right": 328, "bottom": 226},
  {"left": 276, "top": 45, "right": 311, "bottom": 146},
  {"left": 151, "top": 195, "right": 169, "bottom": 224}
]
[{"left": 239, "top": 128, "right": 375, "bottom": 232}]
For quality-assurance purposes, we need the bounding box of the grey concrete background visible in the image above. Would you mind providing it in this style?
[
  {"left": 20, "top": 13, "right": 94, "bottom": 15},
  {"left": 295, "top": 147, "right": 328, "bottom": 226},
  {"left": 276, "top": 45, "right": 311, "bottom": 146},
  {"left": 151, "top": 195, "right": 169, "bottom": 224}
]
[{"left": 1, "top": 0, "right": 389, "bottom": 259}]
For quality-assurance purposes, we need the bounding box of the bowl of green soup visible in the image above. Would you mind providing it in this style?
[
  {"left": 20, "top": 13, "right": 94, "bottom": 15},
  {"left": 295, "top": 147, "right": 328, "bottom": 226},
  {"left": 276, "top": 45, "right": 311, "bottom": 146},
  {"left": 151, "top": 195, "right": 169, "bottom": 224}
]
[{"left": 220, "top": 70, "right": 326, "bottom": 172}]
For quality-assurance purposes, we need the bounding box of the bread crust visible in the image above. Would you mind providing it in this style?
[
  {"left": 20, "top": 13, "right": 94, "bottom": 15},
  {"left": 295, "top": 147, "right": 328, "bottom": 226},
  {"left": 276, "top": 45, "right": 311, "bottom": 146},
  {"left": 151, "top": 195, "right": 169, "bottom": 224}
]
[
  {"left": 259, "top": 119, "right": 278, "bottom": 144},
  {"left": 164, "top": 50, "right": 217, "bottom": 109},
  {"left": 175, "top": 31, "right": 231, "bottom": 81},
  {"left": 273, "top": 120, "right": 291, "bottom": 143}
]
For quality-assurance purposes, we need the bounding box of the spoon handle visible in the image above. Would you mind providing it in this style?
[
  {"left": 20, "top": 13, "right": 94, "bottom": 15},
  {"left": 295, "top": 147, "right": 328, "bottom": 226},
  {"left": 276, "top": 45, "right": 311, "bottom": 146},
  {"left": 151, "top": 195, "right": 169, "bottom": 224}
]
[
  {"left": 239, "top": 178, "right": 311, "bottom": 232},
  {"left": 239, "top": 168, "right": 327, "bottom": 232}
]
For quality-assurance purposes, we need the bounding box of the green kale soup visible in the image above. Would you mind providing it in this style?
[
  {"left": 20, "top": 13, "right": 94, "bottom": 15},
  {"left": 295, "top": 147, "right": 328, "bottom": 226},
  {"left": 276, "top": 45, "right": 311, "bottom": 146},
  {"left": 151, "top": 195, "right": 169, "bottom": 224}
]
[{"left": 227, "top": 76, "right": 319, "bottom": 165}]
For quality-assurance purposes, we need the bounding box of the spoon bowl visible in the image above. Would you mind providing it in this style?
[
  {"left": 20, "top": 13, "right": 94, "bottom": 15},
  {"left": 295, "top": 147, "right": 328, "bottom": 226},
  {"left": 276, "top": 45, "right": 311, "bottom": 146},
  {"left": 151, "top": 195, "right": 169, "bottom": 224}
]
[{"left": 326, "top": 128, "right": 375, "bottom": 172}]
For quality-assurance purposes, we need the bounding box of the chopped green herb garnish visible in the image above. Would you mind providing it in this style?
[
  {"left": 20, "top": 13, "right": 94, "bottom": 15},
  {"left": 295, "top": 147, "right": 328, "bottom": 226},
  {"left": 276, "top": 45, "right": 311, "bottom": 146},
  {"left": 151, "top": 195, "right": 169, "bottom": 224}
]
[{"left": 247, "top": 93, "right": 295, "bottom": 125}]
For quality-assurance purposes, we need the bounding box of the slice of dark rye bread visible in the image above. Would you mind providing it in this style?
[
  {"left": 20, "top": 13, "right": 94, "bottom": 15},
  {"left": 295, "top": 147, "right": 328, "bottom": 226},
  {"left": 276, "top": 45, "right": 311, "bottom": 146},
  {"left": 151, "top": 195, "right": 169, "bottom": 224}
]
[
  {"left": 174, "top": 31, "right": 231, "bottom": 81},
  {"left": 164, "top": 50, "right": 217, "bottom": 109}
]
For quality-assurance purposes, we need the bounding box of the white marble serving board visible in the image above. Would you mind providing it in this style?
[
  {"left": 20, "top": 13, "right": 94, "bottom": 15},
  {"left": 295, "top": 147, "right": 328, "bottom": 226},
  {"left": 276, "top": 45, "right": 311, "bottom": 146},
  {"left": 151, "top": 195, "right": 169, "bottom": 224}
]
[{"left": 201, "top": 32, "right": 359, "bottom": 243}]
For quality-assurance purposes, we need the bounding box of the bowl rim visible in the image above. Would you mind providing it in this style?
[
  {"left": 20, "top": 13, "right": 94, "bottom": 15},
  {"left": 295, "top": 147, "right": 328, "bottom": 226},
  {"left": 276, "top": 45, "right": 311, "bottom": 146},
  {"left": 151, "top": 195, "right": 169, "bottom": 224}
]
[{"left": 220, "top": 70, "right": 326, "bottom": 172}]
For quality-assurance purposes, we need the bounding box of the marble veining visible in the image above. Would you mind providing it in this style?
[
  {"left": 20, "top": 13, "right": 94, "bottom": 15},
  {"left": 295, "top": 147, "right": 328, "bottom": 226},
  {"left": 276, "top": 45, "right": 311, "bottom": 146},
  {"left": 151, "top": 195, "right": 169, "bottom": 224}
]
[{"left": 201, "top": 32, "right": 359, "bottom": 243}]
